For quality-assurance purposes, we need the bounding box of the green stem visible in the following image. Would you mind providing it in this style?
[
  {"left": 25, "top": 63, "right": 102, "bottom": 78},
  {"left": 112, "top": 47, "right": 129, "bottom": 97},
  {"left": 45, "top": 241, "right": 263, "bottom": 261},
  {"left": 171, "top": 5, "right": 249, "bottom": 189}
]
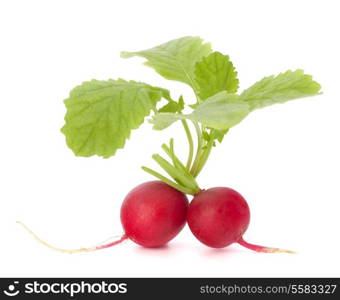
[
  {"left": 181, "top": 120, "right": 194, "bottom": 170},
  {"left": 190, "top": 121, "right": 204, "bottom": 176},
  {"left": 193, "top": 121, "right": 203, "bottom": 150},
  {"left": 141, "top": 166, "right": 195, "bottom": 195},
  {"left": 162, "top": 142, "right": 188, "bottom": 175},
  {"left": 192, "top": 137, "right": 214, "bottom": 177},
  {"left": 162, "top": 142, "right": 200, "bottom": 184},
  {"left": 152, "top": 154, "right": 200, "bottom": 193}
]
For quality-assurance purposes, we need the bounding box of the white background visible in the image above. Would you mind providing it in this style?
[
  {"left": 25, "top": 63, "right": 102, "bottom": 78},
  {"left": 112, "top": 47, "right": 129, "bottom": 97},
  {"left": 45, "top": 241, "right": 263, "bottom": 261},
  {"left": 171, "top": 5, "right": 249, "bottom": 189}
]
[{"left": 1, "top": 0, "right": 339, "bottom": 277}]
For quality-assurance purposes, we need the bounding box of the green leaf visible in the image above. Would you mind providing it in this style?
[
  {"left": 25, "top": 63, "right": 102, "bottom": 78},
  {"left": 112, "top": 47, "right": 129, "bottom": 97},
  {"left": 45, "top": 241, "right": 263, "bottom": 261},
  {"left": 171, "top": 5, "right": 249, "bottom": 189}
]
[
  {"left": 150, "top": 91, "right": 249, "bottom": 131},
  {"left": 188, "top": 92, "right": 249, "bottom": 130},
  {"left": 61, "top": 79, "right": 168, "bottom": 158},
  {"left": 121, "top": 36, "right": 212, "bottom": 92},
  {"left": 213, "top": 129, "right": 229, "bottom": 143},
  {"left": 195, "top": 52, "right": 239, "bottom": 100},
  {"left": 240, "top": 69, "right": 321, "bottom": 110},
  {"left": 158, "top": 101, "right": 179, "bottom": 113},
  {"left": 158, "top": 96, "right": 185, "bottom": 113},
  {"left": 150, "top": 113, "right": 186, "bottom": 130},
  {"left": 178, "top": 95, "right": 185, "bottom": 111}
]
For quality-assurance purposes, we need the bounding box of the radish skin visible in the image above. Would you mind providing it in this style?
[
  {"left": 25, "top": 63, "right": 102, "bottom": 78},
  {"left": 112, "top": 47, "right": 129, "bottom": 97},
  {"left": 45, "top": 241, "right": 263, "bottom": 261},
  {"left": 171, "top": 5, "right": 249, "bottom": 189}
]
[
  {"left": 187, "top": 187, "right": 294, "bottom": 253},
  {"left": 121, "top": 181, "right": 189, "bottom": 247}
]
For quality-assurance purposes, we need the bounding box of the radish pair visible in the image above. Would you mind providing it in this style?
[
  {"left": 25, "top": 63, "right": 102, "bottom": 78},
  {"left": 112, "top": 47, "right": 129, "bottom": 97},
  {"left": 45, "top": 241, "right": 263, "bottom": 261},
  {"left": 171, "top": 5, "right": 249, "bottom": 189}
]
[
  {"left": 19, "top": 180, "right": 292, "bottom": 253},
  {"left": 119, "top": 181, "right": 293, "bottom": 253}
]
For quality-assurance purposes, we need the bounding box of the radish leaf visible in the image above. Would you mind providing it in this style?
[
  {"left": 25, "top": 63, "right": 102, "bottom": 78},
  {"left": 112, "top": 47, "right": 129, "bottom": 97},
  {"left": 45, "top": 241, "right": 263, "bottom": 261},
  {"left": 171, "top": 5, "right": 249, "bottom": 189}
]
[
  {"left": 195, "top": 52, "right": 239, "bottom": 100},
  {"left": 240, "top": 69, "right": 321, "bottom": 110},
  {"left": 150, "top": 113, "right": 186, "bottom": 130},
  {"left": 121, "top": 36, "right": 212, "bottom": 93},
  {"left": 188, "top": 92, "right": 249, "bottom": 129},
  {"left": 150, "top": 92, "right": 249, "bottom": 130},
  {"left": 61, "top": 79, "right": 169, "bottom": 158},
  {"left": 158, "top": 96, "right": 184, "bottom": 113}
]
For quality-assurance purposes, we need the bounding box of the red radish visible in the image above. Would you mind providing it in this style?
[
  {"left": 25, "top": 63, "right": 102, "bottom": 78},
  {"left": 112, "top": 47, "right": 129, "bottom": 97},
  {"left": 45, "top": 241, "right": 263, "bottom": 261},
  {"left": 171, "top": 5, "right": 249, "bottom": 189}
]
[
  {"left": 120, "top": 181, "right": 189, "bottom": 247},
  {"left": 18, "top": 181, "right": 188, "bottom": 252},
  {"left": 187, "top": 187, "right": 294, "bottom": 253}
]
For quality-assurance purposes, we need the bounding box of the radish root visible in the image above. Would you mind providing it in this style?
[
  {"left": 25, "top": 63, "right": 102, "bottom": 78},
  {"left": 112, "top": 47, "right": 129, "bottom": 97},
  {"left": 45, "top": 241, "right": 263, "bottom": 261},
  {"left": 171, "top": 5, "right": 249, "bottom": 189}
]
[
  {"left": 17, "top": 221, "right": 128, "bottom": 254},
  {"left": 238, "top": 237, "right": 296, "bottom": 254}
]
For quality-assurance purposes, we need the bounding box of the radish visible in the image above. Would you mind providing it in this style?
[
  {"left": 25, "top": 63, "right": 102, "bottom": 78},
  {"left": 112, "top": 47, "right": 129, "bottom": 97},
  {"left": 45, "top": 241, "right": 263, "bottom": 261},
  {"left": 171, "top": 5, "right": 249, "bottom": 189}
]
[
  {"left": 120, "top": 181, "right": 188, "bottom": 247},
  {"left": 20, "top": 37, "right": 321, "bottom": 253},
  {"left": 19, "top": 181, "right": 188, "bottom": 253},
  {"left": 187, "top": 187, "right": 294, "bottom": 253}
]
